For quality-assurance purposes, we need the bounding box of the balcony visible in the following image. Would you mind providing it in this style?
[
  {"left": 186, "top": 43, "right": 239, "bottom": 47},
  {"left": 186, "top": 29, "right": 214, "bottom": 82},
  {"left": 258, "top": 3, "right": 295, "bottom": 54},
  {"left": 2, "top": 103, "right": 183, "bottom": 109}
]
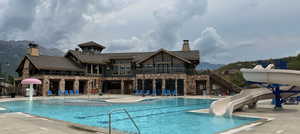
[
  {"left": 136, "top": 67, "right": 187, "bottom": 74},
  {"left": 103, "top": 70, "right": 134, "bottom": 77}
]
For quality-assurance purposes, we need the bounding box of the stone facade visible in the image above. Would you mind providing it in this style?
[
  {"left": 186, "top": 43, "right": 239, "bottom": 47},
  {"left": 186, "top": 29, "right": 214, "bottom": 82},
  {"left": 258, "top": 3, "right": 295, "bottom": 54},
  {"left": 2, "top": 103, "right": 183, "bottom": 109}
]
[{"left": 15, "top": 41, "right": 214, "bottom": 96}]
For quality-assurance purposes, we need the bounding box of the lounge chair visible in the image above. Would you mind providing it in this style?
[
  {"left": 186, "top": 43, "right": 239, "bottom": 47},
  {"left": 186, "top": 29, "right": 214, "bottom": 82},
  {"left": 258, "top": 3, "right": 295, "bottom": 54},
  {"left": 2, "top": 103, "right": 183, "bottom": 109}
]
[
  {"left": 140, "top": 90, "right": 145, "bottom": 96},
  {"left": 69, "top": 90, "right": 74, "bottom": 95},
  {"left": 284, "top": 97, "right": 299, "bottom": 105},
  {"left": 65, "top": 90, "right": 69, "bottom": 96},
  {"left": 152, "top": 89, "right": 157, "bottom": 96},
  {"left": 162, "top": 89, "right": 170, "bottom": 96},
  {"left": 166, "top": 90, "right": 171, "bottom": 96},
  {"left": 75, "top": 90, "right": 79, "bottom": 95},
  {"left": 134, "top": 90, "right": 140, "bottom": 95},
  {"left": 144, "top": 90, "right": 151, "bottom": 96},
  {"left": 47, "top": 90, "right": 53, "bottom": 96},
  {"left": 172, "top": 90, "right": 177, "bottom": 96},
  {"left": 58, "top": 90, "right": 64, "bottom": 96}
]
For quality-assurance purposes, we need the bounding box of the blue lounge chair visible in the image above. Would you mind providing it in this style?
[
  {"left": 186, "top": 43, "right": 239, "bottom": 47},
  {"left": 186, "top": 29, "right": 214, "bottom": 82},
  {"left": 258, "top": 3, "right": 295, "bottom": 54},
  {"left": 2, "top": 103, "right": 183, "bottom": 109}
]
[
  {"left": 134, "top": 90, "right": 140, "bottom": 95},
  {"left": 69, "top": 90, "right": 74, "bottom": 95},
  {"left": 75, "top": 90, "right": 79, "bottom": 95},
  {"left": 144, "top": 90, "right": 151, "bottom": 95},
  {"left": 166, "top": 90, "right": 171, "bottom": 96},
  {"left": 58, "top": 90, "right": 64, "bottom": 96},
  {"left": 65, "top": 90, "right": 69, "bottom": 96},
  {"left": 172, "top": 90, "right": 177, "bottom": 96},
  {"left": 162, "top": 89, "right": 168, "bottom": 96},
  {"left": 152, "top": 89, "right": 157, "bottom": 96},
  {"left": 140, "top": 90, "right": 145, "bottom": 95},
  {"left": 48, "top": 90, "right": 53, "bottom": 96}
]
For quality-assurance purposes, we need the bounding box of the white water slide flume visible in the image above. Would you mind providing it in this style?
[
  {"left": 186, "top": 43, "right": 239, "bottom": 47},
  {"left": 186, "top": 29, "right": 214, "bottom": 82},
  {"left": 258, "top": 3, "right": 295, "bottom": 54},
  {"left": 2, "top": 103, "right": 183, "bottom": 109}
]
[
  {"left": 210, "top": 64, "right": 300, "bottom": 116},
  {"left": 241, "top": 65, "right": 300, "bottom": 86}
]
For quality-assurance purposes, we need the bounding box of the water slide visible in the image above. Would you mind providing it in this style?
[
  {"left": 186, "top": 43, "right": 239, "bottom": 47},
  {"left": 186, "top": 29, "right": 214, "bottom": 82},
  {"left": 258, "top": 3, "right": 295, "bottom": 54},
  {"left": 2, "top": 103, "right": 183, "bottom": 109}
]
[{"left": 210, "top": 64, "right": 300, "bottom": 116}]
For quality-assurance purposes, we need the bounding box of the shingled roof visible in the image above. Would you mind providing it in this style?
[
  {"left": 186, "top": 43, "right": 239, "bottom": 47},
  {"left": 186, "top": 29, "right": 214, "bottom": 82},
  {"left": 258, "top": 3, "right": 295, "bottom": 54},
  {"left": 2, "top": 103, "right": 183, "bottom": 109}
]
[
  {"left": 68, "top": 49, "right": 199, "bottom": 64},
  {"left": 24, "top": 55, "right": 84, "bottom": 72}
]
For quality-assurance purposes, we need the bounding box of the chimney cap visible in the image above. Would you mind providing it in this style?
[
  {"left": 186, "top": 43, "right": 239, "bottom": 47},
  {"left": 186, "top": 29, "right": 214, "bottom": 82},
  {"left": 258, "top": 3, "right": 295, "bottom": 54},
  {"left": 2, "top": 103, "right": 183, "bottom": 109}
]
[
  {"left": 182, "top": 40, "right": 190, "bottom": 52},
  {"left": 28, "top": 42, "right": 39, "bottom": 48}
]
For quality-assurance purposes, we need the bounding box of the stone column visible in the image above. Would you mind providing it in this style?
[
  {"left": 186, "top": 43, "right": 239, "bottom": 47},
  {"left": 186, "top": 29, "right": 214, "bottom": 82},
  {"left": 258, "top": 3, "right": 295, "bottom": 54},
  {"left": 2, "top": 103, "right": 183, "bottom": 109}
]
[
  {"left": 121, "top": 80, "right": 124, "bottom": 94},
  {"left": 97, "top": 64, "right": 100, "bottom": 74},
  {"left": 206, "top": 79, "right": 210, "bottom": 95},
  {"left": 42, "top": 78, "right": 49, "bottom": 96},
  {"left": 99, "top": 80, "right": 102, "bottom": 94},
  {"left": 74, "top": 79, "right": 79, "bottom": 92},
  {"left": 153, "top": 79, "right": 156, "bottom": 90},
  {"left": 59, "top": 79, "right": 65, "bottom": 92},
  {"left": 91, "top": 64, "right": 93, "bottom": 74},
  {"left": 175, "top": 79, "right": 177, "bottom": 94},
  {"left": 162, "top": 79, "right": 166, "bottom": 90},
  {"left": 134, "top": 79, "right": 137, "bottom": 90},
  {"left": 184, "top": 79, "right": 188, "bottom": 96},
  {"left": 86, "top": 80, "right": 92, "bottom": 94},
  {"left": 142, "top": 79, "right": 145, "bottom": 90}
]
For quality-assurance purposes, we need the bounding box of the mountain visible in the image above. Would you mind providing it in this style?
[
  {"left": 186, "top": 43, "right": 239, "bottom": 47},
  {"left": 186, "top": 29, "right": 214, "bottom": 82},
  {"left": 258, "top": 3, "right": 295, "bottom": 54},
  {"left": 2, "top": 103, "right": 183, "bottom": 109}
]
[
  {"left": 197, "top": 62, "right": 224, "bottom": 70},
  {"left": 0, "top": 40, "right": 64, "bottom": 77}
]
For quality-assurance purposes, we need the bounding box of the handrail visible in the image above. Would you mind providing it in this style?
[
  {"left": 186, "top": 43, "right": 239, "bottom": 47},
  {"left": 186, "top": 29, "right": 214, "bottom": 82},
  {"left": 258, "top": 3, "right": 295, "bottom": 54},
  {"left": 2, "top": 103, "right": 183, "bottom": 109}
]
[{"left": 108, "top": 108, "right": 141, "bottom": 134}]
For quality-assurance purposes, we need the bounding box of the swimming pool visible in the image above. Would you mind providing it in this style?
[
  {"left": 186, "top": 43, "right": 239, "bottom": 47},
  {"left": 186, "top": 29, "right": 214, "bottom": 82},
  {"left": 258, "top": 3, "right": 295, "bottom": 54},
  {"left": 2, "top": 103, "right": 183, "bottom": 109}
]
[{"left": 0, "top": 98, "right": 259, "bottom": 134}]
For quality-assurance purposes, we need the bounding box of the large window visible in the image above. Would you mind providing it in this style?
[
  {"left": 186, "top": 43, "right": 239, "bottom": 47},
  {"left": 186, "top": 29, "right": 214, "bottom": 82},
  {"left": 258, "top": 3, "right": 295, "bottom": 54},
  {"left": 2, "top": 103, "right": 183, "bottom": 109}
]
[
  {"left": 140, "top": 52, "right": 187, "bottom": 73},
  {"left": 112, "top": 59, "right": 132, "bottom": 75}
]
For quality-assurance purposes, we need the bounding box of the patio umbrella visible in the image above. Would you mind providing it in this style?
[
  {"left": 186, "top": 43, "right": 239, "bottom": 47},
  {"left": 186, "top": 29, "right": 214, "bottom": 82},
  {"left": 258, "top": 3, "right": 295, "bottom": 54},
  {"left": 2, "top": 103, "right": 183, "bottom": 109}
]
[
  {"left": 21, "top": 78, "right": 42, "bottom": 100},
  {"left": 21, "top": 78, "right": 42, "bottom": 85}
]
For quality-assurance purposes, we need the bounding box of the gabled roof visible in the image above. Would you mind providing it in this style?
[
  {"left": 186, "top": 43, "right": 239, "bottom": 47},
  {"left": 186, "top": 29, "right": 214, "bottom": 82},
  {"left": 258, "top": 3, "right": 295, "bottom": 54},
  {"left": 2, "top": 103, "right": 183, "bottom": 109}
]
[
  {"left": 67, "top": 49, "right": 200, "bottom": 64},
  {"left": 78, "top": 41, "right": 106, "bottom": 49},
  {"left": 136, "top": 49, "right": 192, "bottom": 64},
  {"left": 17, "top": 55, "right": 84, "bottom": 72}
]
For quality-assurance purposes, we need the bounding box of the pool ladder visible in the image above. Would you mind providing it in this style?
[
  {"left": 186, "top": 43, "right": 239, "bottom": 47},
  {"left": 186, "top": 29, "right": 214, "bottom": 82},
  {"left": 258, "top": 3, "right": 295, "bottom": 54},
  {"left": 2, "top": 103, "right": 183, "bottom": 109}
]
[{"left": 108, "top": 108, "right": 141, "bottom": 134}]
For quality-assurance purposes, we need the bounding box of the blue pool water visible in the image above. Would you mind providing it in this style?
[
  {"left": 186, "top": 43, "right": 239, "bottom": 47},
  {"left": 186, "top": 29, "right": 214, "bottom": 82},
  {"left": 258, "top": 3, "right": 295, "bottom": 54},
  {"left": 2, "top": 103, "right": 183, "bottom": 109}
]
[{"left": 0, "top": 98, "right": 259, "bottom": 134}]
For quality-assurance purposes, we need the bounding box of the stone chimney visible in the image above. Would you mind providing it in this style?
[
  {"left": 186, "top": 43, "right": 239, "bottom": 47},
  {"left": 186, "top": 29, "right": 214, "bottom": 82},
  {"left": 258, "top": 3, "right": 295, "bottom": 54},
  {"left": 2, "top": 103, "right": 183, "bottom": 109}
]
[
  {"left": 182, "top": 40, "right": 190, "bottom": 52},
  {"left": 27, "top": 43, "right": 40, "bottom": 56}
]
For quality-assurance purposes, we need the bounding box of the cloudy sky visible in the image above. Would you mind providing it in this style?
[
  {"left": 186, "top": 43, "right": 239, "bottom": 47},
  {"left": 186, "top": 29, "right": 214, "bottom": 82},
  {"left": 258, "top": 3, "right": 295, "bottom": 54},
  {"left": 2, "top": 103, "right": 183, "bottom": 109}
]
[{"left": 0, "top": 0, "right": 300, "bottom": 64}]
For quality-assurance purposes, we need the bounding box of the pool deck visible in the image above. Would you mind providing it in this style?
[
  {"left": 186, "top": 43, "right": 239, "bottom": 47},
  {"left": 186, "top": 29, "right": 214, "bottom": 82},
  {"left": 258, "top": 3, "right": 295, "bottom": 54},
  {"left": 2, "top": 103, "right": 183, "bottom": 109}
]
[
  {"left": 0, "top": 112, "right": 125, "bottom": 134},
  {"left": 1, "top": 95, "right": 300, "bottom": 134},
  {"left": 191, "top": 99, "right": 300, "bottom": 134}
]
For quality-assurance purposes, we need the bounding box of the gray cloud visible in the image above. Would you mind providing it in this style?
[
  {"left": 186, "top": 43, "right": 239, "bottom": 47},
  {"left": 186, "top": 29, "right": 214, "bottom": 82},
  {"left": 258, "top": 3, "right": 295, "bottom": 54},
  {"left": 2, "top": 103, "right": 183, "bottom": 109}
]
[
  {"left": 1, "top": 0, "right": 300, "bottom": 64},
  {"left": 106, "top": 0, "right": 207, "bottom": 52},
  {"left": 0, "top": 0, "right": 38, "bottom": 39},
  {"left": 192, "top": 27, "right": 225, "bottom": 56},
  {"left": 0, "top": 0, "right": 131, "bottom": 48}
]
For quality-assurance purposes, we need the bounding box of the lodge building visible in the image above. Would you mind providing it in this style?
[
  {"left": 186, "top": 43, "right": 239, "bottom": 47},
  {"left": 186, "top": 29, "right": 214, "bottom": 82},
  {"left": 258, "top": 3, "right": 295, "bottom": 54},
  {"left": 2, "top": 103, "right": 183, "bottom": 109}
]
[{"left": 15, "top": 40, "right": 233, "bottom": 96}]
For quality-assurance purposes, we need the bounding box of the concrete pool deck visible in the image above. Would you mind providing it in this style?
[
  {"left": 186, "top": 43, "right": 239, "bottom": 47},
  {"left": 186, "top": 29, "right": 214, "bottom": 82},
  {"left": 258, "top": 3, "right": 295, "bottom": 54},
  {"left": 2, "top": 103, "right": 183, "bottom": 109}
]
[
  {"left": 1, "top": 95, "right": 300, "bottom": 134},
  {"left": 0, "top": 112, "right": 127, "bottom": 134}
]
